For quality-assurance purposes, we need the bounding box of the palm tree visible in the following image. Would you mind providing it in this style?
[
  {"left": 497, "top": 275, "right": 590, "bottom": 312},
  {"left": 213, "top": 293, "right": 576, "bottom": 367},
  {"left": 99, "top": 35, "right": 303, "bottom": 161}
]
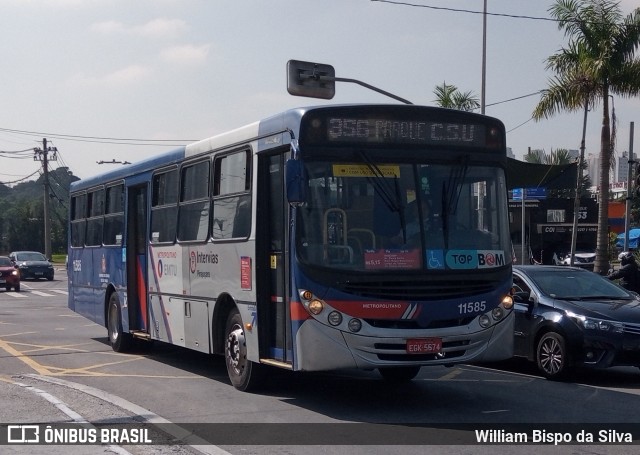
[
  {"left": 532, "top": 0, "right": 640, "bottom": 274},
  {"left": 433, "top": 82, "right": 480, "bottom": 111},
  {"left": 524, "top": 148, "right": 574, "bottom": 165}
]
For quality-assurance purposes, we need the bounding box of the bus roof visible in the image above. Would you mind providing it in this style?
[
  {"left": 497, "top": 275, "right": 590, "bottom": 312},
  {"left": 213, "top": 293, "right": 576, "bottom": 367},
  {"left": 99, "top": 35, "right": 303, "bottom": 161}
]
[
  {"left": 70, "top": 104, "right": 505, "bottom": 193},
  {"left": 70, "top": 147, "right": 185, "bottom": 192}
]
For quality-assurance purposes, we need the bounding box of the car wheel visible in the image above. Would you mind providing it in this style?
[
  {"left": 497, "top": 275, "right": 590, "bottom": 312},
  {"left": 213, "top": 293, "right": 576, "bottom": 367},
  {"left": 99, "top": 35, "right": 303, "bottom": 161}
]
[
  {"left": 46, "top": 275, "right": 54, "bottom": 281},
  {"left": 107, "top": 292, "right": 132, "bottom": 353},
  {"left": 4, "top": 286, "right": 9, "bottom": 291},
  {"left": 14, "top": 284, "right": 20, "bottom": 292},
  {"left": 536, "top": 332, "right": 571, "bottom": 380},
  {"left": 225, "top": 308, "right": 265, "bottom": 391},
  {"left": 378, "top": 366, "right": 421, "bottom": 383}
]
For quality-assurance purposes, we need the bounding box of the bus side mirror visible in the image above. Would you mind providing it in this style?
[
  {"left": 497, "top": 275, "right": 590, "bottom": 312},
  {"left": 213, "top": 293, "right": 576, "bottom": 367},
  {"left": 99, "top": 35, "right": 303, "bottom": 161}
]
[{"left": 286, "top": 158, "right": 307, "bottom": 205}]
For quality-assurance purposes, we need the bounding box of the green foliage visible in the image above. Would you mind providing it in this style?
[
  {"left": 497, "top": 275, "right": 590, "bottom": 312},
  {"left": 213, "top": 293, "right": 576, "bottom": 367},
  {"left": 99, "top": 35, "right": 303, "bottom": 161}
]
[
  {"left": 0, "top": 167, "right": 78, "bottom": 255},
  {"left": 432, "top": 82, "right": 480, "bottom": 111},
  {"left": 533, "top": 0, "right": 640, "bottom": 273}
]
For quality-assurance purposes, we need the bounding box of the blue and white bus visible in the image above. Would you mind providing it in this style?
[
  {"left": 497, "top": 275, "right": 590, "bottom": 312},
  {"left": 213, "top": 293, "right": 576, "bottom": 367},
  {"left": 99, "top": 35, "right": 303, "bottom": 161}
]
[{"left": 68, "top": 104, "right": 515, "bottom": 391}]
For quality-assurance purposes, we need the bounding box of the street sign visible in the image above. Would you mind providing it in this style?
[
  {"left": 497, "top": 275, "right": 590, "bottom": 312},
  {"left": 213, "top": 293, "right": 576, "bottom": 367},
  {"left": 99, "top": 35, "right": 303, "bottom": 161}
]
[
  {"left": 525, "top": 187, "right": 547, "bottom": 200},
  {"left": 512, "top": 187, "right": 546, "bottom": 200}
]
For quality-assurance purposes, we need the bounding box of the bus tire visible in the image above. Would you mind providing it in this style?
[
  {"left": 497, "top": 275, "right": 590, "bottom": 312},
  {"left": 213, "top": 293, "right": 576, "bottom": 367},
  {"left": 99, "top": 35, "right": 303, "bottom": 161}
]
[
  {"left": 378, "top": 366, "right": 421, "bottom": 383},
  {"left": 225, "top": 308, "right": 264, "bottom": 392},
  {"left": 107, "top": 292, "right": 132, "bottom": 353}
]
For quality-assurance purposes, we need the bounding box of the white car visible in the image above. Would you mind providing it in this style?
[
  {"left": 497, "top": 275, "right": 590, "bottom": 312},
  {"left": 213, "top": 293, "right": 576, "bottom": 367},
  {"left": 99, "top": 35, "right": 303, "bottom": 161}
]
[{"left": 553, "top": 251, "right": 595, "bottom": 269}]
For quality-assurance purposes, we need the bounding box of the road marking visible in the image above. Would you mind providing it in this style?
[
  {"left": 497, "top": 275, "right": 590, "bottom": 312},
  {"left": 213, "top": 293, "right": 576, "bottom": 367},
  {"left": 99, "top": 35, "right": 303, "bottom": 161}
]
[
  {"left": 0, "top": 335, "right": 200, "bottom": 379},
  {"left": 52, "top": 289, "right": 69, "bottom": 295},
  {"left": 25, "top": 374, "right": 231, "bottom": 455},
  {"left": 437, "top": 368, "right": 463, "bottom": 380},
  {"left": 3, "top": 292, "right": 28, "bottom": 298},
  {"left": 13, "top": 379, "right": 133, "bottom": 455},
  {"left": 30, "top": 291, "right": 55, "bottom": 297}
]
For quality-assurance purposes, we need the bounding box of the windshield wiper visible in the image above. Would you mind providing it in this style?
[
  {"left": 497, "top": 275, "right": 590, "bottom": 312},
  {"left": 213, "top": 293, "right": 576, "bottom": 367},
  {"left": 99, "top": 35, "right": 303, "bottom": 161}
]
[{"left": 356, "top": 150, "right": 406, "bottom": 240}]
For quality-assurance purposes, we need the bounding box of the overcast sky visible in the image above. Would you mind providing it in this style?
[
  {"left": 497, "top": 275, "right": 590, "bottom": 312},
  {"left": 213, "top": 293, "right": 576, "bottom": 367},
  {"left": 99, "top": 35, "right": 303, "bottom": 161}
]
[{"left": 0, "top": 0, "right": 638, "bottom": 181}]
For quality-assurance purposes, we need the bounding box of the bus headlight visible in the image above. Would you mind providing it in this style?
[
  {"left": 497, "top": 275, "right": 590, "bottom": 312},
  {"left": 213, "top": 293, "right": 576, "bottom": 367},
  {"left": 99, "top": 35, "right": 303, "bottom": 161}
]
[
  {"left": 348, "top": 318, "right": 362, "bottom": 333},
  {"left": 328, "top": 311, "right": 342, "bottom": 326},
  {"left": 308, "top": 299, "right": 324, "bottom": 315},
  {"left": 492, "top": 307, "right": 504, "bottom": 320},
  {"left": 479, "top": 314, "right": 491, "bottom": 328},
  {"left": 501, "top": 295, "right": 514, "bottom": 309}
]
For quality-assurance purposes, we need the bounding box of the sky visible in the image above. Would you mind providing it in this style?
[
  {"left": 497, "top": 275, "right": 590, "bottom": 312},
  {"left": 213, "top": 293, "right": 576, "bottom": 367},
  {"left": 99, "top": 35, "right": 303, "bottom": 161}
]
[{"left": 0, "top": 0, "right": 638, "bottom": 182}]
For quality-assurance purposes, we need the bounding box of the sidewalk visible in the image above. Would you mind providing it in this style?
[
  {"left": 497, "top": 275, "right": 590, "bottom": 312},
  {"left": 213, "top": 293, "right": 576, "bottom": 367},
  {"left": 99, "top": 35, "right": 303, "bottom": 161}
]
[{"left": 0, "top": 375, "right": 204, "bottom": 455}]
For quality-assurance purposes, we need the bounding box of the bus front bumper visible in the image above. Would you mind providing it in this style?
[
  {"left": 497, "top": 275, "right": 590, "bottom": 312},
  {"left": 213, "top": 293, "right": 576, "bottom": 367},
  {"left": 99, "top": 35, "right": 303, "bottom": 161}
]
[{"left": 294, "top": 311, "right": 514, "bottom": 371}]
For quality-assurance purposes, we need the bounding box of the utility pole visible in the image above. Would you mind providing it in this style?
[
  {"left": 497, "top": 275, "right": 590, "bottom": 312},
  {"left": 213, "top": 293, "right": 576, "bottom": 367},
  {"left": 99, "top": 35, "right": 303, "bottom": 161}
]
[
  {"left": 569, "top": 102, "right": 589, "bottom": 266},
  {"left": 481, "top": 0, "right": 487, "bottom": 114},
  {"left": 33, "top": 138, "right": 57, "bottom": 259}
]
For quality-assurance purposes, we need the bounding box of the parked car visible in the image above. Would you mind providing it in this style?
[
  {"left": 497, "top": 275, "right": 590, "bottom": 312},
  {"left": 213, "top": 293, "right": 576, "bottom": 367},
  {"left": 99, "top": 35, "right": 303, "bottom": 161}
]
[
  {"left": 552, "top": 250, "right": 595, "bottom": 270},
  {"left": 511, "top": 265, "right": 640, "bottom": 379},
  {"left": 9, "top": 251, "right": 54, "bottom": 281},
  {"left": 0, "top": 256, "right": 20, "bottom": 291}
]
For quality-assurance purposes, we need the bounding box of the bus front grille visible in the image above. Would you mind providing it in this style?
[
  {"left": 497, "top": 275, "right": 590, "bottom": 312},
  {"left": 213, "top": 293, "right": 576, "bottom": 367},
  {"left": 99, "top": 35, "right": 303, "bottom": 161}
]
[{"left": 337, "top": 279, "right": 495, "bottom": 301}]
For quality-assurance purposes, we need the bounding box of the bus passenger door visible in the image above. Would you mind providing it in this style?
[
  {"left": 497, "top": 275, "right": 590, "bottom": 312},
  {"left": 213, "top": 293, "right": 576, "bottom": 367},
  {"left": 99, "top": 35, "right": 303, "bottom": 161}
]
[
  {"left": 126, "top": 184, "right": 148, "bottom": 333},
  {"left": 256, "top": 153, "right": 291, "bottom": 365}
]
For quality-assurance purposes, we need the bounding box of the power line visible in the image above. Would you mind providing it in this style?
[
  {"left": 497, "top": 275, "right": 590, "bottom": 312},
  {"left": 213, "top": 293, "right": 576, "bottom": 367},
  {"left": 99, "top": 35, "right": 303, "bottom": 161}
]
[
  {"left": 486, "top": 91, "right": 542, "bottom": 108},
  {"left": 370, "top": 0, "right": 558, "bottom": 22},
  {"left": 0, "top": 147, "right": 37, "bottom": 154},
  {"left": 507, "top": 116, "right": 534, "bottom": 133},
  {"left": 0, "top": 126, "right": 195, "bottom": 146},
  {"left": 0, "top": 169, "right": 40, "bottom": 185}
]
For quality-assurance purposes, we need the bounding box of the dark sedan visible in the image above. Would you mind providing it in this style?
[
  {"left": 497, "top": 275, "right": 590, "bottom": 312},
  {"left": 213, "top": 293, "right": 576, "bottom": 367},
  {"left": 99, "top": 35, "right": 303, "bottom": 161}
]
[
  {"left": 512, "top": 265, "right": 640, "bottom": 379},
  {"left": 9, "top": 251, "right": 54, "bottom": 281}
]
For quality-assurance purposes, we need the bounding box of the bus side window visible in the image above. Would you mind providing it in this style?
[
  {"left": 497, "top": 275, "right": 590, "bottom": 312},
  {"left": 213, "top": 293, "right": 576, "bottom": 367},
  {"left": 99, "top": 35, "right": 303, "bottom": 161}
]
[{"left": 231, "top": 195, "right": 251, "bottom": 238}]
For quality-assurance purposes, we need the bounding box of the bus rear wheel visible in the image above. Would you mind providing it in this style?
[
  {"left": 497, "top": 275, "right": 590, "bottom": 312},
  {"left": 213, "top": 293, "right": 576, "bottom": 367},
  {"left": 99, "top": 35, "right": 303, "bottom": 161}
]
[
  {"left": 225, "top": 309, "right": 264, "bottom": 391},
  {"left": 107, "top": 292, "right": 133, "bottom": 353},
  {"left": 378, "top": 366, "right": 421, "bottom": 383}
]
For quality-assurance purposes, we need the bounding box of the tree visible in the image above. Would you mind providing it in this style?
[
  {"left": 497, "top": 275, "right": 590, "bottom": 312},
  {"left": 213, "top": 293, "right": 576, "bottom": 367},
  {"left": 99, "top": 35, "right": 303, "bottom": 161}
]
[
  {"left": 524, "top": 148, "right": 574, "bottom": 165},
  {"left": 432, "top": 82, "right": 480, "bottom": 111},
  {"left": 532, "top": 0, "right": 640, "bottom": 274}
]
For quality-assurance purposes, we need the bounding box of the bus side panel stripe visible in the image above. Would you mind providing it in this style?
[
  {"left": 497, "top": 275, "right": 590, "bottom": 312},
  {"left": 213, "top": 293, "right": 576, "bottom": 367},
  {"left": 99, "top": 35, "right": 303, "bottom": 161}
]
[
  {"left": 137, "top": 256, "right": 148, "bottom": 329},
  {"left": 146, "top": 248, "right": 172, "bottom": 342},
  {"left": 290, "top": 300, "right": 310, "bottom": 321}
]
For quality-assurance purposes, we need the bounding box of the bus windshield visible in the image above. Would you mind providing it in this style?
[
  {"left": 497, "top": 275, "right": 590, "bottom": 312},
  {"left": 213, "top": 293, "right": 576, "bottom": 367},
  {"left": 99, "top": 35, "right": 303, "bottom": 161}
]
[{"left": 296, "top": 159, "right": 511, "bottom": 272}]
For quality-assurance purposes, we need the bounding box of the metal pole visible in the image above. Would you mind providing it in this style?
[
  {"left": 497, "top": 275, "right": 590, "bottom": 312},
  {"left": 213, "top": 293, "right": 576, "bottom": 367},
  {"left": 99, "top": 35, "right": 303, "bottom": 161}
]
[
  {"left": 569, "top": 102, "right": 589, "bottom": 266},
  {"left": 481, "top": 0, "right": 487, "bottom": 114},
  {"left": 42, "top": 138, "right": 52, "bottom": 259},
  {"left": 625, "top": 122, "right": 635, "bottom": 250},
  {"left": 521, "top": 188, "right": 525, "bottom": 264}
]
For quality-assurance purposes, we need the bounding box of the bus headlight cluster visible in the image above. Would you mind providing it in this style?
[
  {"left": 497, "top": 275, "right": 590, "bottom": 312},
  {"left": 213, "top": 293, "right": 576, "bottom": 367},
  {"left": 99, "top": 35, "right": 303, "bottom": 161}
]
[
  {"left": 299, "top": 289, "right": 325, "bottom": 315},
  {"left": 298, "top": 289, "right": 362, "bottom": 332},
  {"left": 479, "top": 294, "right": 513, "bottom": 328}
]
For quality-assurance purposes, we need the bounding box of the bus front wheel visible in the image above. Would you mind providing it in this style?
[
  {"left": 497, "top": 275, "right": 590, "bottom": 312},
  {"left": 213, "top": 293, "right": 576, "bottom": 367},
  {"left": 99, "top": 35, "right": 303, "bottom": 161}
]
[
  {"left": 225, "top": 309, "right": 264, "bottom": 391},
  {"left": 107, "top": 293, "right": 133, "bottom": 353}
]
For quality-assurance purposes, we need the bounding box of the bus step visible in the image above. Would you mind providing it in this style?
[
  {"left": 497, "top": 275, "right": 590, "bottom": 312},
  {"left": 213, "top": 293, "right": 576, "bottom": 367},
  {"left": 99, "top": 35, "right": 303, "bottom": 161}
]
[{"left": 260, "top": 359, "right": 293, "bottom": 370}]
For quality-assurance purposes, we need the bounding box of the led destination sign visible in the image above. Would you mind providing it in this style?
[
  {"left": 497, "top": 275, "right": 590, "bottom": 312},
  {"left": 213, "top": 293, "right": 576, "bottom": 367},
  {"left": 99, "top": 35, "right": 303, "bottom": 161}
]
[{"left": 326, "top": 117, "right": 487, "bottom": 146}]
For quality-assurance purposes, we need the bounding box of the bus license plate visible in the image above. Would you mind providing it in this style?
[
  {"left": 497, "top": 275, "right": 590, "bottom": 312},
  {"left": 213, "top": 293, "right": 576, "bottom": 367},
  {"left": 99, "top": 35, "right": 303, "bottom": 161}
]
[{"left": 406, "top": 338, "right": 442, "bottom": 354}]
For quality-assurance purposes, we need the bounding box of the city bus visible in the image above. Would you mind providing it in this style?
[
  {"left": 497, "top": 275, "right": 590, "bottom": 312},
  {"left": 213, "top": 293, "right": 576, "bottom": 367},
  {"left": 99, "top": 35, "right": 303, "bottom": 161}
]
[{"left": 68, "top": 104, "right": 515, "bottom": 391}]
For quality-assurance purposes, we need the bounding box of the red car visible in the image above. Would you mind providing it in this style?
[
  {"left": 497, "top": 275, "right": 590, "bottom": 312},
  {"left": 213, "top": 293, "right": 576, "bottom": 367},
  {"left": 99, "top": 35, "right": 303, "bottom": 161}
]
[{"left": 0, "top": 256, "right": 20, "bottom": 291}]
